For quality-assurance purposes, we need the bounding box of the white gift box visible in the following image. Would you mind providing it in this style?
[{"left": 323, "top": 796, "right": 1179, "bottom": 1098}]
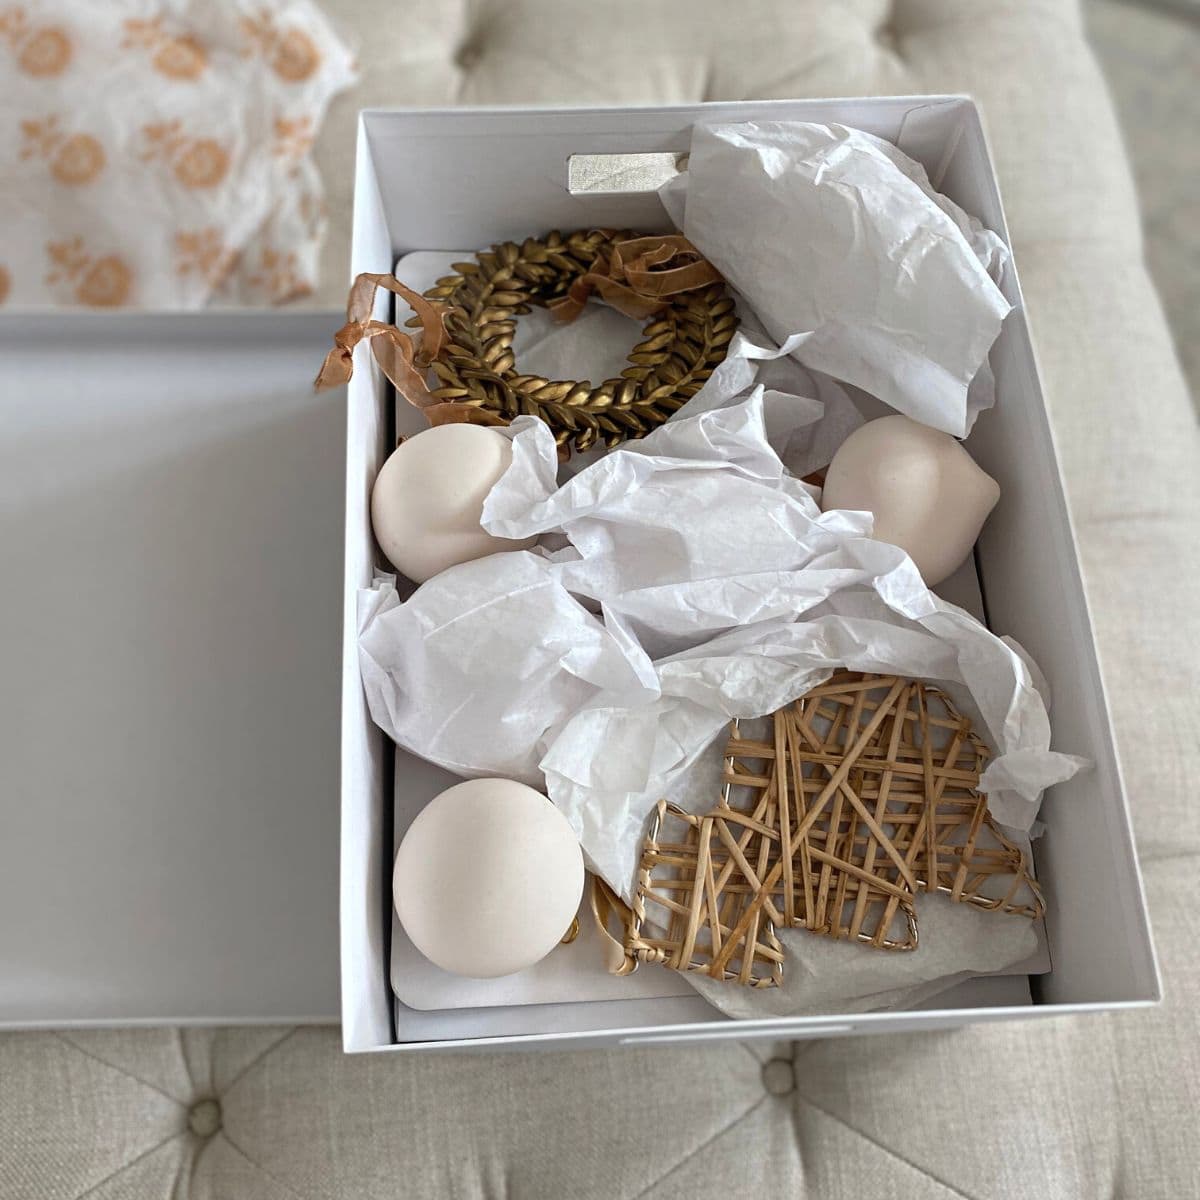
[
  {"left": 342, "top": 97, "right": 1159, "bottom": 1053},
  {"left": 0, "top": 97, "right": 1157, "bottom": 1044}
]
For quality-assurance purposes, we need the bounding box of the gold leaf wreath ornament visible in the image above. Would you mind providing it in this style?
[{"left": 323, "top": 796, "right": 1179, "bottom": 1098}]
[{"left": 316, "top": 229, "right": 736, "bottom": 455}]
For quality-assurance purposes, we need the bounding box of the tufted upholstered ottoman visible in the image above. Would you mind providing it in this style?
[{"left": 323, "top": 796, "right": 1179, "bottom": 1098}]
[{"left": 2, "top": 1, "right": 1198, "bottom": 1197}]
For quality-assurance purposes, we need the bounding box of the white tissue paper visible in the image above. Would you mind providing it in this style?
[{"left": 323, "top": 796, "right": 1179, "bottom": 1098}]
[
  {"left": 672, "top": 121, "right": 1013, "bottom": 437},
  {"left": 358, "top": 552, "right": 653, "bottom": 784},
  {"left": 685, "top": 895, "right": 1038, "bottom": 1019},
  {"left": 678, "top": 299, "right": 865, "bottom": 480},
  {"left": 479, "top": 394, "right": 1085, "bottom": 897}
]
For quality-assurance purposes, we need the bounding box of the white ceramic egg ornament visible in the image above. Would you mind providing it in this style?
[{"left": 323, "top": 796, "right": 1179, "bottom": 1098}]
[
  {"left": 821, "top": 415, "right": 1001, "bottom": 587},
  {"left": 393, "top": 778, "right": 585, "bottom": 979},
  {"left": 371, "top": 423, "right": 536, "bottom": 584}
]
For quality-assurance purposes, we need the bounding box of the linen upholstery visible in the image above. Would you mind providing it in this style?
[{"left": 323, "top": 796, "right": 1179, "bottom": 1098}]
[{"left": 3, "top": 1, "right": 1197, "bottom": 1196}]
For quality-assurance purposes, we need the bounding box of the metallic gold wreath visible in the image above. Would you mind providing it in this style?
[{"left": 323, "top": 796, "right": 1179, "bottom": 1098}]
[{"left": 409, "top": 229, "right": 736, "bottom": 454}]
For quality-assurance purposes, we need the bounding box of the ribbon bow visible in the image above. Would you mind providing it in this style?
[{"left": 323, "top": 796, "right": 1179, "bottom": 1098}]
[
  {"left": 548, "top": 234, "right": 722, "bottom": 323},
  {"left": 314, "top": 272, "right": 447, "bottom": 406}
]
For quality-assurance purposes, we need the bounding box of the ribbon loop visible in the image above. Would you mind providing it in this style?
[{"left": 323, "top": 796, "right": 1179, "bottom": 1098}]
[
  {"left": 549, "top": 233, "right": 722, "bottom": 323},
  {"left": 314, "top": 273, "right": 447, "bottom": 409}
]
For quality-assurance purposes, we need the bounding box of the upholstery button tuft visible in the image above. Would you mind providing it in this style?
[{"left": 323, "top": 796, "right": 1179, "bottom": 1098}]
[
  {"left": 455, "top": 44, "right": 481, "bottom": 70},
  {"left": 187, "top": 1098, "right": 222, "bottom": 1138},
  {"left": 761, "top": 1058, "right": 795, "bottom": 1096}
]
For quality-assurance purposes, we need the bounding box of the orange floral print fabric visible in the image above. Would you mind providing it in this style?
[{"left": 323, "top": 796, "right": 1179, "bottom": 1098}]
[
  {"left": 20, "top": 115, "right": 105, "bottom": 184},
  {"left": 240, "top": 7, "right": 322, "bottom": 82},
  {"left": 141, "top": 120, "right": 231, "bottom": 189},
  {"left": 0, "top": 1, "right": 356, "bottom": 308},
  {"left": 45, "top": 236, "right": 133, "bottom": 306},
  {"left": 122, "top": 17, "right": 207, "bottom": 80},
  {"left": 1, "top": 8, "right": 73, "bottom": 77}
]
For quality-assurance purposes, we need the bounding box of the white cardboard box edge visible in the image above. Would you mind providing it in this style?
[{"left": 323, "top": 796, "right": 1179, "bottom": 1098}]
[{"left": 340, "top": 96, "right": 1160, "bottom": 1054}]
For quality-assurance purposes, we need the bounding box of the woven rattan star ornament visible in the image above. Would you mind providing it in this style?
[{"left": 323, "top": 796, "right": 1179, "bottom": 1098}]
[
  {"left": 592, "top": 672, "right": 1045, "bottom": 987},
  {"left": 315, "top": 229, "right": 736, "bottom": 455}
]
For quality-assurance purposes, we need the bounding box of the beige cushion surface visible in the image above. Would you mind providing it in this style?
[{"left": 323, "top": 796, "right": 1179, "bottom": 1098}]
[{"left": 3, "top": 1, "right": 1197, "bottom": 1197}]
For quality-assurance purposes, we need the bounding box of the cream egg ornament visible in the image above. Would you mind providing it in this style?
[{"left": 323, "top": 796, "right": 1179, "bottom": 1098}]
[
  {"left": 821, "top": 415, "right": 1000, "bottom": 587},
  {"left": 371, "top": 423, "right": 536, "bottom": 584},
  {"left": 393, "top": 778, "right": 585, "bottom": 978}
]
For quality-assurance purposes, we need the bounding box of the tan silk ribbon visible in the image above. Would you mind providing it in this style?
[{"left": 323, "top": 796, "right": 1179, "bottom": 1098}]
[
  {"left": 549, "top": 234, "right": 722, "bottom": 323},
  {"left": 313, "top": 272, "right": 447, "bottom": 408},
  {"left": 419, "top": 402, "right": 507, "bottom": 430}
]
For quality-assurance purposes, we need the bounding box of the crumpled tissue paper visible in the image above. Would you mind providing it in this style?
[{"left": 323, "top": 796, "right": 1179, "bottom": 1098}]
[
  {"left": 667, "top": 121, "right": 1012, "bottom": 437},
  {"left": 685, "top": 894, "right": 1037, "bottom": 1019},
  {"left": 358, "top": 551, "right": 653, "bottom": 784},
  {"left": 477, "top": 393, "right": 1086, "bottom": 896},
  {"left": 359, "top": 390, "right": 1085, "bottom": 908}
]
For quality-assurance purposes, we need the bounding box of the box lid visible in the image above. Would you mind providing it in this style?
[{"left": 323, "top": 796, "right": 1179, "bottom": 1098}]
[{"left": 0, "top": 310, "right": 345, "bottom": 1026}]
